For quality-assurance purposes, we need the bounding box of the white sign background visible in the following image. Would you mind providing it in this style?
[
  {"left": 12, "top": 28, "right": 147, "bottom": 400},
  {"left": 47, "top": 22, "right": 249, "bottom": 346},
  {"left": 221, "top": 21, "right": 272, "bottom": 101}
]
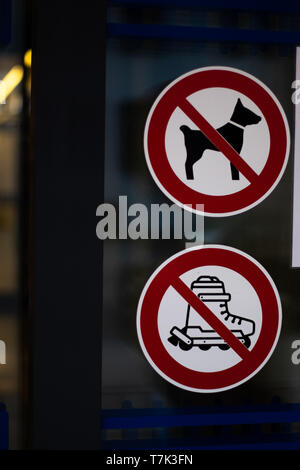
[{"left": 158, "top": 265, "right": 262, "bottom": 373}]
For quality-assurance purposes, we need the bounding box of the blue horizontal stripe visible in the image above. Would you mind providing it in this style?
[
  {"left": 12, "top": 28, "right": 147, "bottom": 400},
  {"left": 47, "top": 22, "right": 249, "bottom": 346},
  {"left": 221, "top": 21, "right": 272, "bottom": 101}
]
[
  {"left": 102, "top": 404, "right": 300, "bottom": 429},
  {"left": 108, "top": 0, "right": 300, "bottom": 14},
  {"left": 107, "top": 22, "right": 300, "bottom": 44},
  {"left": 102, "top": 439, "right": 300, "bottom": 451},
  {"left": 102, "top": 432, "right": 300, "bottom": 450}
]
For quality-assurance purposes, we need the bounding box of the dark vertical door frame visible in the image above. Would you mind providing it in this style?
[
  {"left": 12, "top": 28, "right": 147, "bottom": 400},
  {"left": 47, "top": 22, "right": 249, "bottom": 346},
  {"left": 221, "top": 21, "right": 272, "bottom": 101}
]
[{"left": 30, "top": 1, "right": 105, "bottom": 449}]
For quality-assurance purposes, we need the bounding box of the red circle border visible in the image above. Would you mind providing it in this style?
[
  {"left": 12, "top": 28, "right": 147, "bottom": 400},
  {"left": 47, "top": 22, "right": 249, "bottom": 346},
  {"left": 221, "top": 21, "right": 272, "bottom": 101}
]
[{"left": 146, "top": 68, "right": 288, "bottom": 215}]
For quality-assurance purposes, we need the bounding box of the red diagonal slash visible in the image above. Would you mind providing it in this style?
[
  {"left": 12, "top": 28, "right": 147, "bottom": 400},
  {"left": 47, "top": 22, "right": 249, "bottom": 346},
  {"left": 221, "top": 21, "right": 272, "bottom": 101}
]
[
  {"left": 180, "top": 99, "right": 260, "bottom": 185},
  {"left": 171, "top": 277, "right": 250, "bottom": 360}
]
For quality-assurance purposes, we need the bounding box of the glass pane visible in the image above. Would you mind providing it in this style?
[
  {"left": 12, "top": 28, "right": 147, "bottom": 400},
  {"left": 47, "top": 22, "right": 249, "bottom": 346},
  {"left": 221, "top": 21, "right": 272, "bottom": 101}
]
[{"left": 102, "top": 2, "right": 299, "bottom": 447}]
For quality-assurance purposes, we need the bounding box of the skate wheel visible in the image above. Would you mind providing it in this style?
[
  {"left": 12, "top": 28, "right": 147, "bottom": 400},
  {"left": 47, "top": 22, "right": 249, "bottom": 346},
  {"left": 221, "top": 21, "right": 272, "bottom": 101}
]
[
  {"left": 243, "top": 336, "right": 251, "bottom": 349},
  {"left": 179, "top": 341, "right": 192, "bottom": 351},
  {"left": 218, "top": 344, "right": 230, "bottom": 351},
  {"left": 168, "top": 336, "right": 179, "bottom": 346},
  {"left": 199, "top": 345, "right": 211, "bottom": 351}
]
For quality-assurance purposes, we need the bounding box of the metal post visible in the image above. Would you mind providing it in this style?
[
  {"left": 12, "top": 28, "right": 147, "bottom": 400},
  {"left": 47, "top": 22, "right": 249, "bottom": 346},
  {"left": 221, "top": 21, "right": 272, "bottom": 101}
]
[{"left": 30, "top": 0, "right": 105, "bottom": 449}]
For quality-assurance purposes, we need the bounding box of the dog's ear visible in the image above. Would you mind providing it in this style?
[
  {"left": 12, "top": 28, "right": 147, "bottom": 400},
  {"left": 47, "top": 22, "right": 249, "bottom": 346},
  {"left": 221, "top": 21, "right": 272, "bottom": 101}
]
[{"left": 237, "top": 97, "right": 242, "bottom": 105}]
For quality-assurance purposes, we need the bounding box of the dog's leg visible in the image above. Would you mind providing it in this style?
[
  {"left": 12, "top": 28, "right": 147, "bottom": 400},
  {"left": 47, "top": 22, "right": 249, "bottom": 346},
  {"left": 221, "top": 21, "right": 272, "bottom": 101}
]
[
  {"left": 230, "top": 163, "right": 240, "bottom": 180},
  {"left": 185, "top": 160, "right": 194, "bottom": 180}
]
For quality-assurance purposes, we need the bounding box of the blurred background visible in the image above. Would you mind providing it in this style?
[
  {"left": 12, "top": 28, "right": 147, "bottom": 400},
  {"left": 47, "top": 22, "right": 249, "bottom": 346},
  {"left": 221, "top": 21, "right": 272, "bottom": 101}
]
[{"left": 0, "top": 0, "right": 30, "bottom": 449}]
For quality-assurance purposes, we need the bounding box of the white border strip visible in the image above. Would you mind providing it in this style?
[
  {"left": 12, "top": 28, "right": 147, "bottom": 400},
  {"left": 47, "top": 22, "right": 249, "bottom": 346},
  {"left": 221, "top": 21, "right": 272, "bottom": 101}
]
[{"left": 292, "top": 48, "right": 300, "bottom": 267}]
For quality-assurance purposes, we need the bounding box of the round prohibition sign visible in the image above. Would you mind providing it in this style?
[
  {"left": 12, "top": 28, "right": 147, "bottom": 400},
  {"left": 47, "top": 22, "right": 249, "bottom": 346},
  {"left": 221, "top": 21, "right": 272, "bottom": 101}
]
[
  {"left": 144, "top": 67, "right": 290, "bottom": 217},
  {"left": 137, "top": 245, "right": 282, "bottom": 392}
]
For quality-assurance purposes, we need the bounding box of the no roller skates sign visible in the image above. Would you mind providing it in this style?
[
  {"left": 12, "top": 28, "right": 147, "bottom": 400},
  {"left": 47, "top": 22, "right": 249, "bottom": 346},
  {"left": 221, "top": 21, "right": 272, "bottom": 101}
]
[{"left": 137, "top": 245, "right": 281, "bottom": 393}]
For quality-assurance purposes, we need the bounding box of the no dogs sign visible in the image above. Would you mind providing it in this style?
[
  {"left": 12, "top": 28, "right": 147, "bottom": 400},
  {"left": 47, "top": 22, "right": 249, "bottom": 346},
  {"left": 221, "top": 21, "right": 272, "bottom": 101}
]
[
  {"left": 144, "top": 67, "right": 290, "bottom": 217},
  {"left": 137, "top": 245, "right": 282, "bottom": 393}
]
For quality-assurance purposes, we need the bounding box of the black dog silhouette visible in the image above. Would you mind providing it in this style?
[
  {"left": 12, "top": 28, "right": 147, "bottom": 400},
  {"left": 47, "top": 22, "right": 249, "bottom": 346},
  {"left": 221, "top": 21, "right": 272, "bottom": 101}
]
[{"left": 180, "top": 98, "right": 261, "bottom": 180}]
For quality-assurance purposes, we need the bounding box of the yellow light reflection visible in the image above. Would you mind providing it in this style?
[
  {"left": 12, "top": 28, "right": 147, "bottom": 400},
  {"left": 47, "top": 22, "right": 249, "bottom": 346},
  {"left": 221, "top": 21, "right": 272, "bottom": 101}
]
[
  {"left": 24, "top": 49, "right": 32, "bottom": 68},
  {"left": 0, "top": 65, "right": 24, "bottom": 103}
]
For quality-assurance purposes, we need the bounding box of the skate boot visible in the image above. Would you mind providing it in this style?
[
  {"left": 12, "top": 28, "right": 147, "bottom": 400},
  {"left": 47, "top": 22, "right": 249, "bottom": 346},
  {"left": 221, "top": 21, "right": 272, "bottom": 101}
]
[{"left": 168, "top": 275, "right": 255, "bottom": 351}]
